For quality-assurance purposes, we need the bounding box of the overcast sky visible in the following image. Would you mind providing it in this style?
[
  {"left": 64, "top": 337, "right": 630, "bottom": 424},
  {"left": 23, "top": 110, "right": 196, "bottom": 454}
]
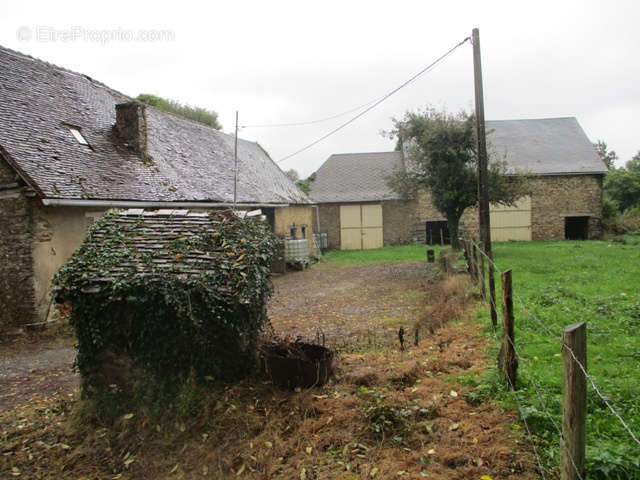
[{"left": 2, "top": 1, "right": 638, "bottom": 177}]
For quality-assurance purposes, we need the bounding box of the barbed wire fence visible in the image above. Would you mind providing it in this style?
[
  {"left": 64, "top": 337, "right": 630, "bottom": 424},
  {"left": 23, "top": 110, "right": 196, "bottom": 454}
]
[{"left": 460, "top": 237, "right": 639, "bottom": 480}]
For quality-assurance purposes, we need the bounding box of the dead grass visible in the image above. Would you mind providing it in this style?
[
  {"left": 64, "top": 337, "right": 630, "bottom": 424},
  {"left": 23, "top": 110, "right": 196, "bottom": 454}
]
[{"left": 0, "top": 267, "right": 542, "bottom": 479}]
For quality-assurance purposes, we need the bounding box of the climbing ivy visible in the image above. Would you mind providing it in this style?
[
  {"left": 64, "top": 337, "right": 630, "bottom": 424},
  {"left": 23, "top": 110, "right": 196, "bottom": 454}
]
[{"left": 54, "top": 210, "right": 279, "bottom": 393}]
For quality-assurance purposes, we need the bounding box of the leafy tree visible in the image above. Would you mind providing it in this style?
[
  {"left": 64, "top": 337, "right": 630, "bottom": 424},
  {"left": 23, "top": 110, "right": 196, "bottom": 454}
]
[
  {"left": 284, "top": 169, "right": 300, "bottom": 182},
  {"left": 604, "top": 152, "right": 640, "bottom": 212},
  {"left": 296, "top": 172, "right": 316, "bottom": 195},
  {"left": 386, "top": 107, "right": 524, "bottom": 249},
  {"left": 136, "top": 94, "right": 222, "bottom": 130},
  {"left": 594, "top": 140, "right": 618, "bottom": 170}
]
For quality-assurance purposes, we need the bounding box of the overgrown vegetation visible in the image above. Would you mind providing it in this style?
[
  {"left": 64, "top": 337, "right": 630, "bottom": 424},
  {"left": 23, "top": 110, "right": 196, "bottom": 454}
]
[
  {"left": 484, "top": 239, "right": 640, "bottom": 479},
  {"left": 595, "top": 140, "right": 640, "bottom": 235},
  {"left": 53, "top": 210, "right": 278, "bottom": 400},
  {"left": 136, "top": 93, "right": 222, "bottom": 129}
]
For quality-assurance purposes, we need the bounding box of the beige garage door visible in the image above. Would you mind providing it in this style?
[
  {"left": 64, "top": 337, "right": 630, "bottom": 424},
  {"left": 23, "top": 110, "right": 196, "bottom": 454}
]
[
  {"left": 490, "top": 196, "right": 532, "bottom": 241},
  {"left": 340, "top": 204, "right": 383, "bottom": 250}
]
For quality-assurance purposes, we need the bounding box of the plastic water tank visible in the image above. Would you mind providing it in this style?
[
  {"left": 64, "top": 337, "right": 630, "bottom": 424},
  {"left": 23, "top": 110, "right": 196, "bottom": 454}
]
[{"left": 284, "top": 238, "right": 309, "bottom": 263}]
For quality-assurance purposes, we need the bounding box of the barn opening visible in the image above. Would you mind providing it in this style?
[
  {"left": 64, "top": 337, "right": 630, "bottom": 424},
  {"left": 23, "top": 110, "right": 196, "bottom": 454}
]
[
  {"left": 426, "top": 221, "right": 449, "bottom": 245},
  {"left": 565, "top": 216, "right": 589, "bottom": 240}
]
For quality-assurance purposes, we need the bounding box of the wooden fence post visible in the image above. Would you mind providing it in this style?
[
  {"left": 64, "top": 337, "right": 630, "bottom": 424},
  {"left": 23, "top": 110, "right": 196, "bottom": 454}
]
[
  {"left": 501, "top": 269, "right": 517, "bottom": 388},
  {"left": 561, "top": 322, "right": 587, "bottom": 480},
  {"left": 460, "top": 238, "right": 471, "bottom": 274},
  {"left": 479, "top": 242, "right": 486, "bottom": 299},
  {"left": 438, "top": 250, "right": 448, "bottom": 274},
  {"left": 471, "top": 242, "right": 479, "bottom": 283},
  {"left": 427, "top": 249, "right": 435, "bottom": 263}
]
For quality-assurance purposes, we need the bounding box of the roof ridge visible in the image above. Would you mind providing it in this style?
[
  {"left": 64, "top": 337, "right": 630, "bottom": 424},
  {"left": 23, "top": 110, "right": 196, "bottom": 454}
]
[
  {"left": 487, "top": 116, "right": 576, "bottom": 122},
  {"left": 0, "top": 45, "right": 245, "bottom": 144},
  {"left": 0, "top": 44, "right": 133, "bottom": 102},
  {"left": 330, "top": 151, "right": 400, "bottom": 157}
]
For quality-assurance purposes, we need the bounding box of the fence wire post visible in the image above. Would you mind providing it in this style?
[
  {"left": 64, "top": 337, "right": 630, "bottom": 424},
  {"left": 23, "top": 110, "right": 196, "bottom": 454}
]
[
  {"left": 479, "top": 242, "right": 486, "bottom": 299},
  {"left": 471, "top": 242, "right": 479, "bottom": 282},
  {"left": 500, "top": 269, "right": 517, "bottom": 388},
  {"left": 562, "top": 322, "right": 587, "bottom": 480}
]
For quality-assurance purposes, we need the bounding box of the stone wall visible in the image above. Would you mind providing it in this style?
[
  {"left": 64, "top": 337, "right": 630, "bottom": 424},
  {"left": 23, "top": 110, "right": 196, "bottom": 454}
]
[
  {"left": 317, "top": 203, "right": 341, "bottom": 249},
  {"left": 528, "top": 175, "right": 602, "bottom": 239},
  {"left": 411, "top": 174, "right": 604, "bottom": 241},
  {"left": 0, "top": 156, "right": 37, "bottom": 327},
  {"left": 382, "top": 199, "right": 418, "bottom": 245},
  {"left": 0, "top": 156, "right": 19, "bottom": 183}
]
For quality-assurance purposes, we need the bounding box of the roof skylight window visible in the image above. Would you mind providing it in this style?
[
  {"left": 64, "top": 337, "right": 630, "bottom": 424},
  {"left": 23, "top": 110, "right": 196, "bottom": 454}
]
[{"left": 69, "top": 127, "right": 89, "bottom": 146}]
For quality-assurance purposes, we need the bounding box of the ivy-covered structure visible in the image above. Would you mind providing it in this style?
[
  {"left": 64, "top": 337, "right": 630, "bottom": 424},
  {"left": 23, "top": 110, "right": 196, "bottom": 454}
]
[{"left": 54, "top": 209, "right": 278, "bottom": 390}]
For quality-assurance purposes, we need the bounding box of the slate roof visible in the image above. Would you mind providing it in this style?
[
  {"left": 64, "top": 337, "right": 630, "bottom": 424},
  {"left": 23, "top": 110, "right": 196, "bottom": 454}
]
[
  {"left": 486, "top": 117, "right": 607, "bottom": 175},
  {"left": 310, "top": 117, "right": 607, "bottom": 203},
  {"left": 79, "top": 209, "right": 237, "bottom": 287},
  {"left": 0, "top": 46, "right": 308, "bottom": 205},
  {"left": 310, "top": 151, "right": 404, "bottom": 203}
]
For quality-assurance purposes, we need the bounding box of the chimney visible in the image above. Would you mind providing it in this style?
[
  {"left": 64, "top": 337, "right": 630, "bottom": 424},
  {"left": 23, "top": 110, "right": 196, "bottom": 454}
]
[{"left": 115, "top": 101, "right": 147, "bottom": 155}]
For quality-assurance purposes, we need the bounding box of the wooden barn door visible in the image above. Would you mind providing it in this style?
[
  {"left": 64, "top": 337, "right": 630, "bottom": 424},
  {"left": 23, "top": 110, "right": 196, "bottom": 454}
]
[
  {"left": 490, "top": 196, "right": 532, "bottom": 241},
  {"left": 340, "top": 204, "right": 383, "bottom": 250}
]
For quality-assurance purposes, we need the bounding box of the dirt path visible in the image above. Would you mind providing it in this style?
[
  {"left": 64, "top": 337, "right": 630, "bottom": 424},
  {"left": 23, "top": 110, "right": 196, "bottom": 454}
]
[
  {"left": 269, "top": 262, "right": 425, "bottom": 347},
  {"left": 0, "top": 262, "right": 424, "bottom": 411}
]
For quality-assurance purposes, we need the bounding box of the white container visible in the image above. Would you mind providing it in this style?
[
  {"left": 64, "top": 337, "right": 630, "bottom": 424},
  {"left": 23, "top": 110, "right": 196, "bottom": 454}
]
[{"left": 284, "top": 238, "right": 309, "bottom": 263}]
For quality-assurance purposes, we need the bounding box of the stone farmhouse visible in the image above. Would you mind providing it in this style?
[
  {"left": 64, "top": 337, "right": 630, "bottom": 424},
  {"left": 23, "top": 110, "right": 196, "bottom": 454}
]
[
  {"left": 0, "top": 46, "right": 312, "bottom": 327},
  {"left": 310, "top": 117, "right": 607, "bottom": 250}
]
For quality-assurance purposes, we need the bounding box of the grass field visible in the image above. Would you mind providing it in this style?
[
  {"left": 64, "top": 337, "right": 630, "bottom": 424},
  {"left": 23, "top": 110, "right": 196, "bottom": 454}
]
[
  {"left": 484, "top": 239, "right": 640, "bottom": 479},
  {"left": 324, "top": 239, "right": 640, "bottom": 478}
]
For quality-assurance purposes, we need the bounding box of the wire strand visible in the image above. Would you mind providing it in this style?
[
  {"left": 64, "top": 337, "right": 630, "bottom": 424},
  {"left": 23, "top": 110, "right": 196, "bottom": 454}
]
[
  {"left": 466, "top": 237, "right": 640, "bottom": 448},
  {"left": 276, "top": 36, "right": 471, "bottom": 164},
  {"left": 241, "top": 97, "right": 382, "bottom": 129}
]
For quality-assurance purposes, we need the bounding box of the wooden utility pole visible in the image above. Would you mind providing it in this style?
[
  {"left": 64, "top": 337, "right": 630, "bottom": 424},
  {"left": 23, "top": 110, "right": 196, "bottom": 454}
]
[
  {"left": 472, "top": 28, "right": 497, "bottom": 328},
  {"left": 233, "top": 110, "right": 239, "bottom": 208},
  {"left": 561, "top": 322, "right": 587, "bottom": 480}
]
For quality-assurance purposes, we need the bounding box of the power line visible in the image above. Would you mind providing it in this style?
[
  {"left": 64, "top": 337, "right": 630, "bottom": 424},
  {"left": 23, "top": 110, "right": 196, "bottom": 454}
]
[
  {"left": 240, "top": 97, "right": 382, "bottom": 129},
  {"left": 276, "top": 36, "right": 471, "bottom": 164}
]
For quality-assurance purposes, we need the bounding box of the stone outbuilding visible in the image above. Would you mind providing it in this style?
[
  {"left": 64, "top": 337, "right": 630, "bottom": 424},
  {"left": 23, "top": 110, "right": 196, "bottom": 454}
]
[
  {"left": 310, "top": 117, "right": 607, "bottom": 250},
  {"left": 0, "top": 46, "right": 311, "bottom": 327}
]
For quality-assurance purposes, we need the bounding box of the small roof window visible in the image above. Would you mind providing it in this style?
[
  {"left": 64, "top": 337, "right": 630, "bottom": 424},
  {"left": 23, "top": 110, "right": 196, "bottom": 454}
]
[{"left": 68, "top": 127, "right": 89, "bottom": 146}]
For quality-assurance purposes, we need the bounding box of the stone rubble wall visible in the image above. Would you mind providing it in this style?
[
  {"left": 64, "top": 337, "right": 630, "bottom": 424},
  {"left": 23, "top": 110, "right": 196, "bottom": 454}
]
[
  {"left": 0, "top": 157, "right": 37, "bottom": 327},
  {"left": 316, "top": 174, "right": 603, "bottom": 250}
]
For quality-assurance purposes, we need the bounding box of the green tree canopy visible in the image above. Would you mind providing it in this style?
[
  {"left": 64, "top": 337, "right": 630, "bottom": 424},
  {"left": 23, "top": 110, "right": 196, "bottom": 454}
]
[
  {"left": 386, "top": 107, "right": 524, "bottom": 249},
  {"left": 594, "top": 140, "right": 618, "bottom": 170},
  {"left": 136, "top": 94, "right": 222, "bottom": 130},
  {"left": 604, "top": 152, "right": 640, "bottom": 212},
  {"left": 296, "top": 172, "right": 316, "bottom": 195}
]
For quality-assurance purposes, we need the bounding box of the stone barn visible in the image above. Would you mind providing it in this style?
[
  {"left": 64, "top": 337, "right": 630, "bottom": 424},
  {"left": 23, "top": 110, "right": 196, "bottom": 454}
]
[
  {"left": 310, "top": 117, "right": 607, "bottom": 250},
  {"left": 0, "top": 46, "right": 311, "bottom": 327}
]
